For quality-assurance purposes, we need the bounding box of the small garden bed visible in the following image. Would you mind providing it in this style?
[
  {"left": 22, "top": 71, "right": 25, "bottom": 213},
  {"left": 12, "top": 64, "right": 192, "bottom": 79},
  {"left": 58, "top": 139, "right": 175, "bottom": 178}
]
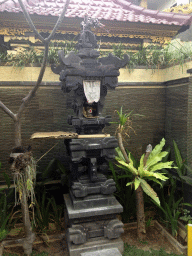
[
  {"left": 122, "top": 221, "right": 185, "bottom": 255},
  {"left": 1, "top": 220, "right": 185, "bottom": 256}
]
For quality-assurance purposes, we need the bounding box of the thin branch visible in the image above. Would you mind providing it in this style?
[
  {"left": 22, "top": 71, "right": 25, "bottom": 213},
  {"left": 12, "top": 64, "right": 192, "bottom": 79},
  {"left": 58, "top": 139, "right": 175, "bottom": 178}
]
[
  {"left": 0, "top": 100, "right": 17, "bottom": 121},
  {"left": 0, "top": 0, "right": 10, "bottom": 5},
  {"left": 17, "top": 0, "right": 45, "bottom": 43},
  {"left": 17, "top": 0, "right": 70, "bottom": 118},
  {"left": 17, "top": 42, "right": 49, "bottom": 119},
  {"left": 45, "top": 0, "right": 70, "bottom": 42}
]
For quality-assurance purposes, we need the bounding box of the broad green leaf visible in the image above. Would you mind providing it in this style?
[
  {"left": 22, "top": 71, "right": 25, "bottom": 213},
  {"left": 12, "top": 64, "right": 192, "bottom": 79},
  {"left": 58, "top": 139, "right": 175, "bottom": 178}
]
[
  {"left": 147, "top": 138, "right": 166, "bottom": 161},
  {"left": 134, "top": 178, "right": 141, "bottom": 190},
  {"left": 128, "top": 153, "right": 134, "bottom": 167},
  {"left": 115, "top": 147, "right": 126, "bottom": 162},
  {"left": 151, "top": 172, "right": 169, "bottom": 181},
  {"left": 146, "top": 152, "right": 168, "bottom": 169},
  {"left": 143, "top": 169, "right": 168, "bottom": 181},
  {"left": 140, "top": 178, "right": 160, "bottom": 205},
  {"left": 173, "top": 140, "right": 183, "bottom": 170},
  {"left": 126, "top": 149, "right": 139, "bottom": 168},
  {"left": 144, "top": 176, "right": 163, "bottom": 187},
  {"left": 117, "top": 160, "right": 138, "bottom": 175},
  {"left": 138, "top": 154, "right": 145, "bottom": 177},
  {"left": 115, "top": 164, "right": 130, "bottom": 172},
  {"left": 149, "top": 162, "right": 174, "bottom": 172}
]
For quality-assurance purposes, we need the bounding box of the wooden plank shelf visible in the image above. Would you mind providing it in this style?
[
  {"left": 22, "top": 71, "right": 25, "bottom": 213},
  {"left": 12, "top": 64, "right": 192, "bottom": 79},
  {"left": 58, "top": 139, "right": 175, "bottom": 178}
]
[{"left": 30, "top": 131, "right": 110, "bottom": 140}]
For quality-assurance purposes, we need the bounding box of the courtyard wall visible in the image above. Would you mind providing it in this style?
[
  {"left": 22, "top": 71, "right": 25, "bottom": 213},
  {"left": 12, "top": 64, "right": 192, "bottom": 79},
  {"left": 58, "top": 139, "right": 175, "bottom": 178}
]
[{"left": 0, "top": 63, "right": 192, "bottom": 180}]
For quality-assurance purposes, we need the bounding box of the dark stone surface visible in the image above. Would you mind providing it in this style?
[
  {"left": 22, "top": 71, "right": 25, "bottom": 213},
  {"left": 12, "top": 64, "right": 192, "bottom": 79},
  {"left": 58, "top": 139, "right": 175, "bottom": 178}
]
[
  {"left": 70, "top": 188, "right": 117, "bottom": 209},
  {"left": 104, "top": 219, "right": 124, "bottom": 239},
  {"left": 67, "top": 237, "right": 124, "bottom": 256},
  {"left": 70, "top": 174, "right": 116, "bottom": 198},
  {"left": 69, "top": 137, "right": 118, "bottom": 162},
  {"left": 81, "top": 248, "right": 122, "bottom": 256},
  {"left": 64, "top": 194, "right": 123, "bottom": 219},
  {"left": 67, "top": 218, "right": 123, "bottom": 242},
  {"left": 68, "top": 224, "right": 87, "bottom": 245}
]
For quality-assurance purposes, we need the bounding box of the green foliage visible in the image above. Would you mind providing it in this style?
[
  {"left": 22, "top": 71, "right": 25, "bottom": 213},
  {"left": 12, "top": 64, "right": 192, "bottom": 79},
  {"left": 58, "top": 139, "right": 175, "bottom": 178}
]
[
  {"left": 49, "top": 196, "right": 63, "bottom": 231},
  {"left": 146, "top": 217, "right": 153, "bottom": 228},
  {"left": 123, "top": 243, "right": 183, "bottom": 256},
  {"left": 112, "top": 43, "right": 125, "bottom": 59},
  {"left": 33, "top": 187, "right": 64, "bottom": 234},
  {"left": 172, "top": 140, "right": 192, "bottom": 185},
  {"left": 2, "top": 41, "right": 76, "bottom": 67},
  {"left": 0, "top": 164, "right": 13, "bottom": 241},
  {"left": 154, "top": 174, "right": 183, "bottom": 237},
  {"left": 38, "top": 158, "right": 69, "bottom": 188},
  {"left": 109, "top": 161, "right": 136, "bottom": 223},
  {"left": 173, "top": 140, "right": 186, "bottom": 176},
  {"left": 0, "top": 52, "right": 8, "bottom": 64},
  {"left": 10, "top": 47, "right": 43, "bottom": 68},
  {"left": 113, "top": 107, "right": 133, "bottom": 128},
  {"left": 2, "top": 39, "right": 192, "bottom": 70},
  {"left": 115, "top": 138, "right": 173, "bottom": 206},
  {"left": 33, "top": 189, "right": 51, "bottom": 233},
  {"left": 179, "top": 208, "right": 192, "bottom": 223}
]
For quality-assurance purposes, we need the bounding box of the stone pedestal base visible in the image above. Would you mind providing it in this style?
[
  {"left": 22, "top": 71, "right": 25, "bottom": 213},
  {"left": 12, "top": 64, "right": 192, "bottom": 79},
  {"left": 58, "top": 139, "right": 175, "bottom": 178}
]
[
  {"left": 64, "top": 194, "right": 124, "bottom": 256},
  {"left": 68, "top": 237, "right": 124, "bottom": 256},
  {"left": 80, "top": 248, "right": 122, "bottom": 256}
]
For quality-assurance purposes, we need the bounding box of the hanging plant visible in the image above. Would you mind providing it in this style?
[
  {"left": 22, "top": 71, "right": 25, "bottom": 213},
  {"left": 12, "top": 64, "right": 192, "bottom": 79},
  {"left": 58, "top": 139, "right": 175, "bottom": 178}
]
[
  {"left": 10, "top": 148, "right": 36, "bottom": 208},
  {"left": 9, "top": 146, "right": 36, "bottom": 255}
]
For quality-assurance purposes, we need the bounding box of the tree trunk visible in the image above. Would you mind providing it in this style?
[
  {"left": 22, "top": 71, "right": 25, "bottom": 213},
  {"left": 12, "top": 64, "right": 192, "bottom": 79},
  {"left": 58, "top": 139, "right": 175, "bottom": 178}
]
[
  {"left": 135, "top": 185, "right": 146, "bottom": 240},
  {"left": 117, "top": 133, "right": 130, "bottom": 163},
  {"left": 14, "top": 119, "right": 22, "bottom": 147},
  {"left": 21, "top": 191, "right": 35, "bottom": 255}
]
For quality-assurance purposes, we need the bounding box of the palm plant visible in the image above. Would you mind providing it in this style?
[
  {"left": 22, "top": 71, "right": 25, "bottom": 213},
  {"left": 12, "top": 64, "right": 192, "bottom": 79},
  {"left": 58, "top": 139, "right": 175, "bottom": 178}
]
[
  {"left": 112, "top": 106, "right": 135, "bottom": 164},
  {"left": 115, "top": 138, "right": 175, "bottom": 239}
]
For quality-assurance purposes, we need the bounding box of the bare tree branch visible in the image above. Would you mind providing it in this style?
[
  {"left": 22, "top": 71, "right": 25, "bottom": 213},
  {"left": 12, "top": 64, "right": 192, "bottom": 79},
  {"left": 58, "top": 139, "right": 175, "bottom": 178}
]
[
  {"left": 17, "top": 0, "right": 45, "bottom": 43},
  {"left": 0, "top": 0, "right": 10, "bottom": 5},
  {"left": 1, "top": 0, "right": 71, "bottom": 138},
  {"left": 16, "top": 0, "right": 70, "bottom": 118},
  {"left": 0, "top": 100, "right": 17, "bottom": 121},
  {"left": 46, "top": 0, "right": 70, "bottom": 42},
  {"left": 17, "top": 42, "right": 49, "bottom": 119}
]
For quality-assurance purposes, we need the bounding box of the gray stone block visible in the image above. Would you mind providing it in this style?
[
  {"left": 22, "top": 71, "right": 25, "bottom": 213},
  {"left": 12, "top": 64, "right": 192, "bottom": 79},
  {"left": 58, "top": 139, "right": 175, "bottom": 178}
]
[
  {"left": 80, "top": 248, "right": 122, "bottom": 256},
  {"left": 67, "top": 236, "right": 124, "bottom": 256},
  {"left": 64, "top": 194, "right": 123, "bottom": 219},
  {"left": 70, "top": 190, "right": 117, "bottom": 210}
]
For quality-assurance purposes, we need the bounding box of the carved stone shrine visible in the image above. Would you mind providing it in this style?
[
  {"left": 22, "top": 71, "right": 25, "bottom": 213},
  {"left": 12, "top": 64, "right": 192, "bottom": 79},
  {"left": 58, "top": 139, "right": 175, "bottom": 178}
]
[{"left": 52, "top": 16, "right": 129, "bottom": 256}]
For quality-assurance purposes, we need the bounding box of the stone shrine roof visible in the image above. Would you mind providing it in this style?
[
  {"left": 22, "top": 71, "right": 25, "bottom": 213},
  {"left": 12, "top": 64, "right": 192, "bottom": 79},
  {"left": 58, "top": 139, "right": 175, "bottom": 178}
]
[{"left": 1, "top": 0, "right": 192, "bottom": 27}]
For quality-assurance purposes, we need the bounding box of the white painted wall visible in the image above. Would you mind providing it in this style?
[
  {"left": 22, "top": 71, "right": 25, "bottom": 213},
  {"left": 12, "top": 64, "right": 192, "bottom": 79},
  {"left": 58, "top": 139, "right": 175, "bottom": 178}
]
[{"left": 177, "top": 0, "right": 189, "bottom": 4}]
